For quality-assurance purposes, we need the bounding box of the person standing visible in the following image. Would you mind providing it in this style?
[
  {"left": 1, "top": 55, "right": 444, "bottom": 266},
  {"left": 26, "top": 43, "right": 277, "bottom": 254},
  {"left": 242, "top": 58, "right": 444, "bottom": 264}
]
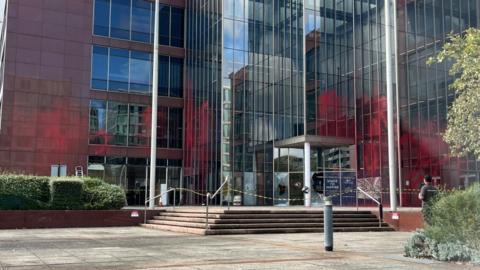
[{"left": 418, "top": 175, "right": 437, "bottom": 207}]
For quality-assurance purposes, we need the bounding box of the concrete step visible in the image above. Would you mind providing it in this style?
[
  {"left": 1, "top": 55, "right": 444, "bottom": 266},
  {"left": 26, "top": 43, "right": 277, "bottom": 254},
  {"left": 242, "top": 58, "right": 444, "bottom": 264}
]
[
  {"left": 218, "top": 214, "right": 377, "bottom": 219},
  {"left": 148, "top": 219, "right": 390, "bottom": 229},
  {"left": 140, "top": 223, "right": 206, "bottom": 235},
  {"left": 205, "top": 226, "right": 395, "bottom": 235},
  {"left": 152, "top": 216, "right": 381, "bottom": 224},
  {"left": 164, "top": 209, "right": 373, "bottom": 215}
]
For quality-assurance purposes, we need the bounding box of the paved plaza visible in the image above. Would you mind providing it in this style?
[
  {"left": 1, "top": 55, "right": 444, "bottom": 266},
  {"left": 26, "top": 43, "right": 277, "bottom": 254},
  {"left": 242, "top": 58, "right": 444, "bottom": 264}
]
[{"left": 0, "top": 227, "right": 477, "bottom": 270}]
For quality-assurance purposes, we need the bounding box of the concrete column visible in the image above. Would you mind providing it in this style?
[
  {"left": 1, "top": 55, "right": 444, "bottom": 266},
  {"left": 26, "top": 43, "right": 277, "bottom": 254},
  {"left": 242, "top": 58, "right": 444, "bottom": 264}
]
[{"left": 304, "top": 142, "right": 311, "bottom": 207}]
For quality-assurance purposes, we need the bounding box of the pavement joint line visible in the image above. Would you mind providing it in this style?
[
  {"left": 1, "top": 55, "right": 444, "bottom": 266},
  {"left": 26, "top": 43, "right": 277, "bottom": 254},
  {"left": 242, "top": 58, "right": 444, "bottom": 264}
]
[{"left": 129, "top": 256, "right": 339, "bottom": 269}]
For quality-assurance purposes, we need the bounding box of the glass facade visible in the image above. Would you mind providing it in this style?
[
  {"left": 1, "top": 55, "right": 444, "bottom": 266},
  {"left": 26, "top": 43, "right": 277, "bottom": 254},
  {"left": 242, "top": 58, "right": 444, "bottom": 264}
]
[
  {"left": 91, "top": 45, "right": 183, "bottom": 97},
  {"left": 397, "top": 0, "right": 480, "bottom": 205},
  {"left": 87, "top": 156, "right": 182, "bottom": 205},
  {"left": 93, "top": 0, "right": 184, "bottom": 47},
  {"left": 89, "top": 100, "right": 183, "bottom": 148},
  {"left": 182, "top": 0, "right": 480, "bottom": 207}
]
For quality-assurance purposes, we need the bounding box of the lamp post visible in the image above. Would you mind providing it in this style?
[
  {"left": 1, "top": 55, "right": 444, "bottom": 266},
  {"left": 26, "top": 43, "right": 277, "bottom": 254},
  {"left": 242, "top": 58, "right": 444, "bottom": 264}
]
[{"left": 149, "top": 0, "right": 160, "bottom": 209}]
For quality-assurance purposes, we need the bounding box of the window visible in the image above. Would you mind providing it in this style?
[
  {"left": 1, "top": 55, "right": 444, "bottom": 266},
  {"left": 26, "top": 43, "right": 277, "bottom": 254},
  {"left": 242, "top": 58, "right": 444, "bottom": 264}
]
[
  {"left": 94, "top": 0, "right": 110, "bottom": 36},
  {"left": 108, "top": 48, "right": 129, "bottom": 91},
  {"left": 129, "top": 104, "right": 149, "bottom": 145},
  {"left": 130, "top": 51, "right": 151, "bottom": 92},
  {"left": 89, "top": 100, "right": 182, "bottom": 148},
  {"left": 92, "top": 0, "right": 183, "bottom": 48},
  {"left": 168, "top": 108, "right": 183, "bottom": 148},
  {"left": 159, "top": 4, "right": 170, "bottom": 45},
  {"left": 91, "top": 46, "right": 183, "bottom": 97},
  {"left": 107, "top": 101, "right": 129, "bottom": 145},
  {"left": 158, "top": 56, "right": 169, "bottom": 96},
  {"left": 92, "top": 47, "right": 109, "bottom": 89},
  {"left": 170, "top": 7, "right": 184, "bottom": 47},
  {"left": 169, "top": 57, "right": 183, "bottom": 97},
  {"left": 157, "top": 106, "right": 169, "bottom": 147},
  {"left": 131, "top": 0, "right": 152, "bottom": 42},
  {"left": 110, "top": 0, "right": 131, "bottom": 39},
  {"left": 89, "top": 100, "right": 107, "bottom": 144}
]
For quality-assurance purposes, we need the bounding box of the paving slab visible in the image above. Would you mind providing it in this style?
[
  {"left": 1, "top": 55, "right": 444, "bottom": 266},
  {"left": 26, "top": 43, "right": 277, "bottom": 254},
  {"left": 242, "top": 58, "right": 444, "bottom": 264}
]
[{"left": 0, "top": 227, "right": 478, "bottom": 269}]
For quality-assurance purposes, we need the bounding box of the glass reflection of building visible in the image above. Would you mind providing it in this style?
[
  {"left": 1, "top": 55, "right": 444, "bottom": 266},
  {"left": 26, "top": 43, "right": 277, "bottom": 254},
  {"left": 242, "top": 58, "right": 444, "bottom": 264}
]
[{"left": 185, "top": 0, "right": 480, "bottom": 207}]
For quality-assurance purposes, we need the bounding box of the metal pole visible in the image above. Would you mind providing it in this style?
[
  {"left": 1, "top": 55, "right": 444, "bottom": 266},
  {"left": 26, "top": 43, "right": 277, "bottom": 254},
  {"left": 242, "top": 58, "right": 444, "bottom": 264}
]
[
  {"left": 149, "top": 0, "right": 160, "bottom": 209},
  {"left": 393, "top": 0, "right": 403, "bottom": 208},
  {"left": 385, "top": 0, "right": 398, "bottom": 212},
  {"left": 304, "top": 142, "right": 311, "bottom": 207},
  {"left": 324, "top": 197, "right": 333, "bottom": 251},
  {"left": 173, "top": 188, "right": 176, "bottom": 210},
  {"left": 205, "top": 193, "right": 210, "bottom": 230}
]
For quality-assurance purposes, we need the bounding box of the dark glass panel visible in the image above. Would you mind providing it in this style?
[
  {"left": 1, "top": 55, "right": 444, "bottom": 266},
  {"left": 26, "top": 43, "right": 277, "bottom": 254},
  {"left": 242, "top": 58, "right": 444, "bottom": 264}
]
[
  {"left": 158, "top": 55, "right": 169, "bottom": 95},
  {"left": 110, "top": 0, "right": 131, "bottom": 39},
  {"left": 158, "top": 5, "right": 170, "bottom": 45},
  {"left": 171, "top": 7, "right": 184, "bottom": 47},
  {"left": 169, "top": 57, "right": 183, "bottom": 97},
  {"left": 92, "top": 46, "right": 109, "bottom": 89},
  {"left": 94, "top": 0, "right": 110, "bottom": 36},
  {"left": 168, "top": 108, "right": 183, "bottom": 148},
  {"left": 156, "top": 106, "right": 169, "bottom": 147},
  {"left": 109, "top": 48, "right": 130, "bottom": 91},
  {"left": 131, "top": 0, "right": 152, "bottom": 42}
]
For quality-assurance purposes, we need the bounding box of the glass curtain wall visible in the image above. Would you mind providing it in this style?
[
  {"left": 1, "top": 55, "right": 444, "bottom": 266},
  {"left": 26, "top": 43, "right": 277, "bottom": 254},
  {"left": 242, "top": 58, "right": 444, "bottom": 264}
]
[
  {"left": 397, "top": 0, "right": 480, "bottom": 205},
  {"left": 228, "top": 0, "right": 304, "bottom": 206},
  {"left": 185, "top": 0, "right": 223, "bottom": 204}
]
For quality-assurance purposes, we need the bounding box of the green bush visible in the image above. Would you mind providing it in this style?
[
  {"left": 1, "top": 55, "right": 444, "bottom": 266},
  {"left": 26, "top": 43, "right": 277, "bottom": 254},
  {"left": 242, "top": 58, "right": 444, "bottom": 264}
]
[
  {"left": 425, "top": 184, "right": 480, "bottom": 250},
  {"left": 0, "top": 174, "right": 126, "bottom": 210},
  {"left": 0, "top": 175, "right": 50, "bottom": 210},
  {"left": 50, "top": 179, "right": 84, "bottom": 210},
  {"left": 405, "top": 184, "right": 480, "bottom": 264},
  {"left": 82, "top": 178, "right": 126, "bottom": 210}
]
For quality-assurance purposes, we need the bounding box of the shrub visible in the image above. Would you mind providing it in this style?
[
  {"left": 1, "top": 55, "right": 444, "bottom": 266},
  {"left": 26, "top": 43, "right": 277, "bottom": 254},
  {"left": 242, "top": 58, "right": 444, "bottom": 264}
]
[
  {"left": 405, "top": 184, "right": 480, "bottom": 263},
  {"left": 0, "top": 175, "right": 50, "bottom": 210},
  {"left": 425, "top": 184, "right": 480, "bottom": 250},
  {"left": 50, "top": 179, "right": 84, "bottom": 210},
  {"left": 82, "top": 178, "right": 125, "bottom": 210}
]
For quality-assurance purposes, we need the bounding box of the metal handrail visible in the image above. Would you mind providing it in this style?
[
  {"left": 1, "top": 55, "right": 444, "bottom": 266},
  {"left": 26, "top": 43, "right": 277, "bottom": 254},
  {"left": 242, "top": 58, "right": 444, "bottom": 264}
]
[
  {"left": 205, "top": 177, "right": 230, "bottom": 230},
  {"left": 356, "top": 187, "right": 383, "bottom": 228},
  {"left": 144, "top": 188, "right": 175, "bottom": 224}
]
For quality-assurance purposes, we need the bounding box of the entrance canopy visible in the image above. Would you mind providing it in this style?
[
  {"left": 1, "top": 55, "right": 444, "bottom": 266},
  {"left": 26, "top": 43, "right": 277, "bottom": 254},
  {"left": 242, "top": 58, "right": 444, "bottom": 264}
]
[{"left": 274, "top": 135, "right": 355, "bottom": 148}]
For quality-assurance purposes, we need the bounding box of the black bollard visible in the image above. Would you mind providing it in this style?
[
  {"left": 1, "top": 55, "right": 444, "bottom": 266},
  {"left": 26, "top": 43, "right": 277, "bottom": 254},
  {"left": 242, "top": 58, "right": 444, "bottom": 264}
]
[{"left": 324, "top": 196, "right": 333, "bottom": 251}]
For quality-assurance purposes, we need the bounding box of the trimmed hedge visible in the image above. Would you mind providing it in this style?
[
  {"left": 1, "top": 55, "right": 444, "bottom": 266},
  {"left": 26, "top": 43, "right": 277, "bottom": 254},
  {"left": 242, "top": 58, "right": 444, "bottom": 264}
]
[
  {"left": 0, "top": 175, "right": 50, "bottom": 210},
  {"left": 0, "top": 174, "right": 126, "bottom": 210},
  {"left": 50, "top": 179, "right": 84, "bottom": 210},
  {"left": 83, "top": 178, "right": 126, "bottom": 210}
]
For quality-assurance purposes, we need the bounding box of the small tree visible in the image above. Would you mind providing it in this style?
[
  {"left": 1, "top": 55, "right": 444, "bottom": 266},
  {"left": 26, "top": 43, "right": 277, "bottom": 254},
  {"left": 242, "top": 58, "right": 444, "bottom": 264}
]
[{"left": 428, "top": 28, "right": 480, "bottom": 159}]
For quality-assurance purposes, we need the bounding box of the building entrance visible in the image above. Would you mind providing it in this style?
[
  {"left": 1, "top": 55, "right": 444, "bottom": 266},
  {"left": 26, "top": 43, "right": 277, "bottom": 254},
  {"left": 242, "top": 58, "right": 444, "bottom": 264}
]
[{"left": 273, "top": 146, "right": 357, "bottom": 206}]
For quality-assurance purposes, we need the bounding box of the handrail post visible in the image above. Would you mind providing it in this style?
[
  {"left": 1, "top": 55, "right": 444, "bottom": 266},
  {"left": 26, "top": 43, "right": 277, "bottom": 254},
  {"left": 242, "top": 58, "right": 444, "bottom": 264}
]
[
  {"left": 144, "top": 201, "right": 147, "bottom": 224},
  {"left": 379, "top": 203, "right": 383, "bottom": 228},
  {"left": 173, "top": 188, "right": 176, "bottom": 210},
  {"left": 356, "top": 187, "right": 358, "bottom": 211},
  {"left": 205, "top": 193, "right": 211, "bottom": 230}
]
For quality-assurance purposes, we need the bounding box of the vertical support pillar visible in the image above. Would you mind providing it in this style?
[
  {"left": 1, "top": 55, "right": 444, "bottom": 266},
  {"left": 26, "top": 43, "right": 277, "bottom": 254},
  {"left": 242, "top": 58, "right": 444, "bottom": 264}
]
[
  {"left": 385, "top": 0, "right": 398, "bottom": 212},
  {"left": 149, "top": 0, "right": 160, "bottom": 209},
  {"left": 304, "top": 142, "right": 311, "bottom": 207}
]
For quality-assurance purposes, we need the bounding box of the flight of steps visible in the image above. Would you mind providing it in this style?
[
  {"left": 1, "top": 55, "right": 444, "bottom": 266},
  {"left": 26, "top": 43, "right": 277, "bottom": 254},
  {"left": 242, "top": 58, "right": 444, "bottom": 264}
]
[{"left": 141, "top": 208, "right": 394, "bottom": 235}]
